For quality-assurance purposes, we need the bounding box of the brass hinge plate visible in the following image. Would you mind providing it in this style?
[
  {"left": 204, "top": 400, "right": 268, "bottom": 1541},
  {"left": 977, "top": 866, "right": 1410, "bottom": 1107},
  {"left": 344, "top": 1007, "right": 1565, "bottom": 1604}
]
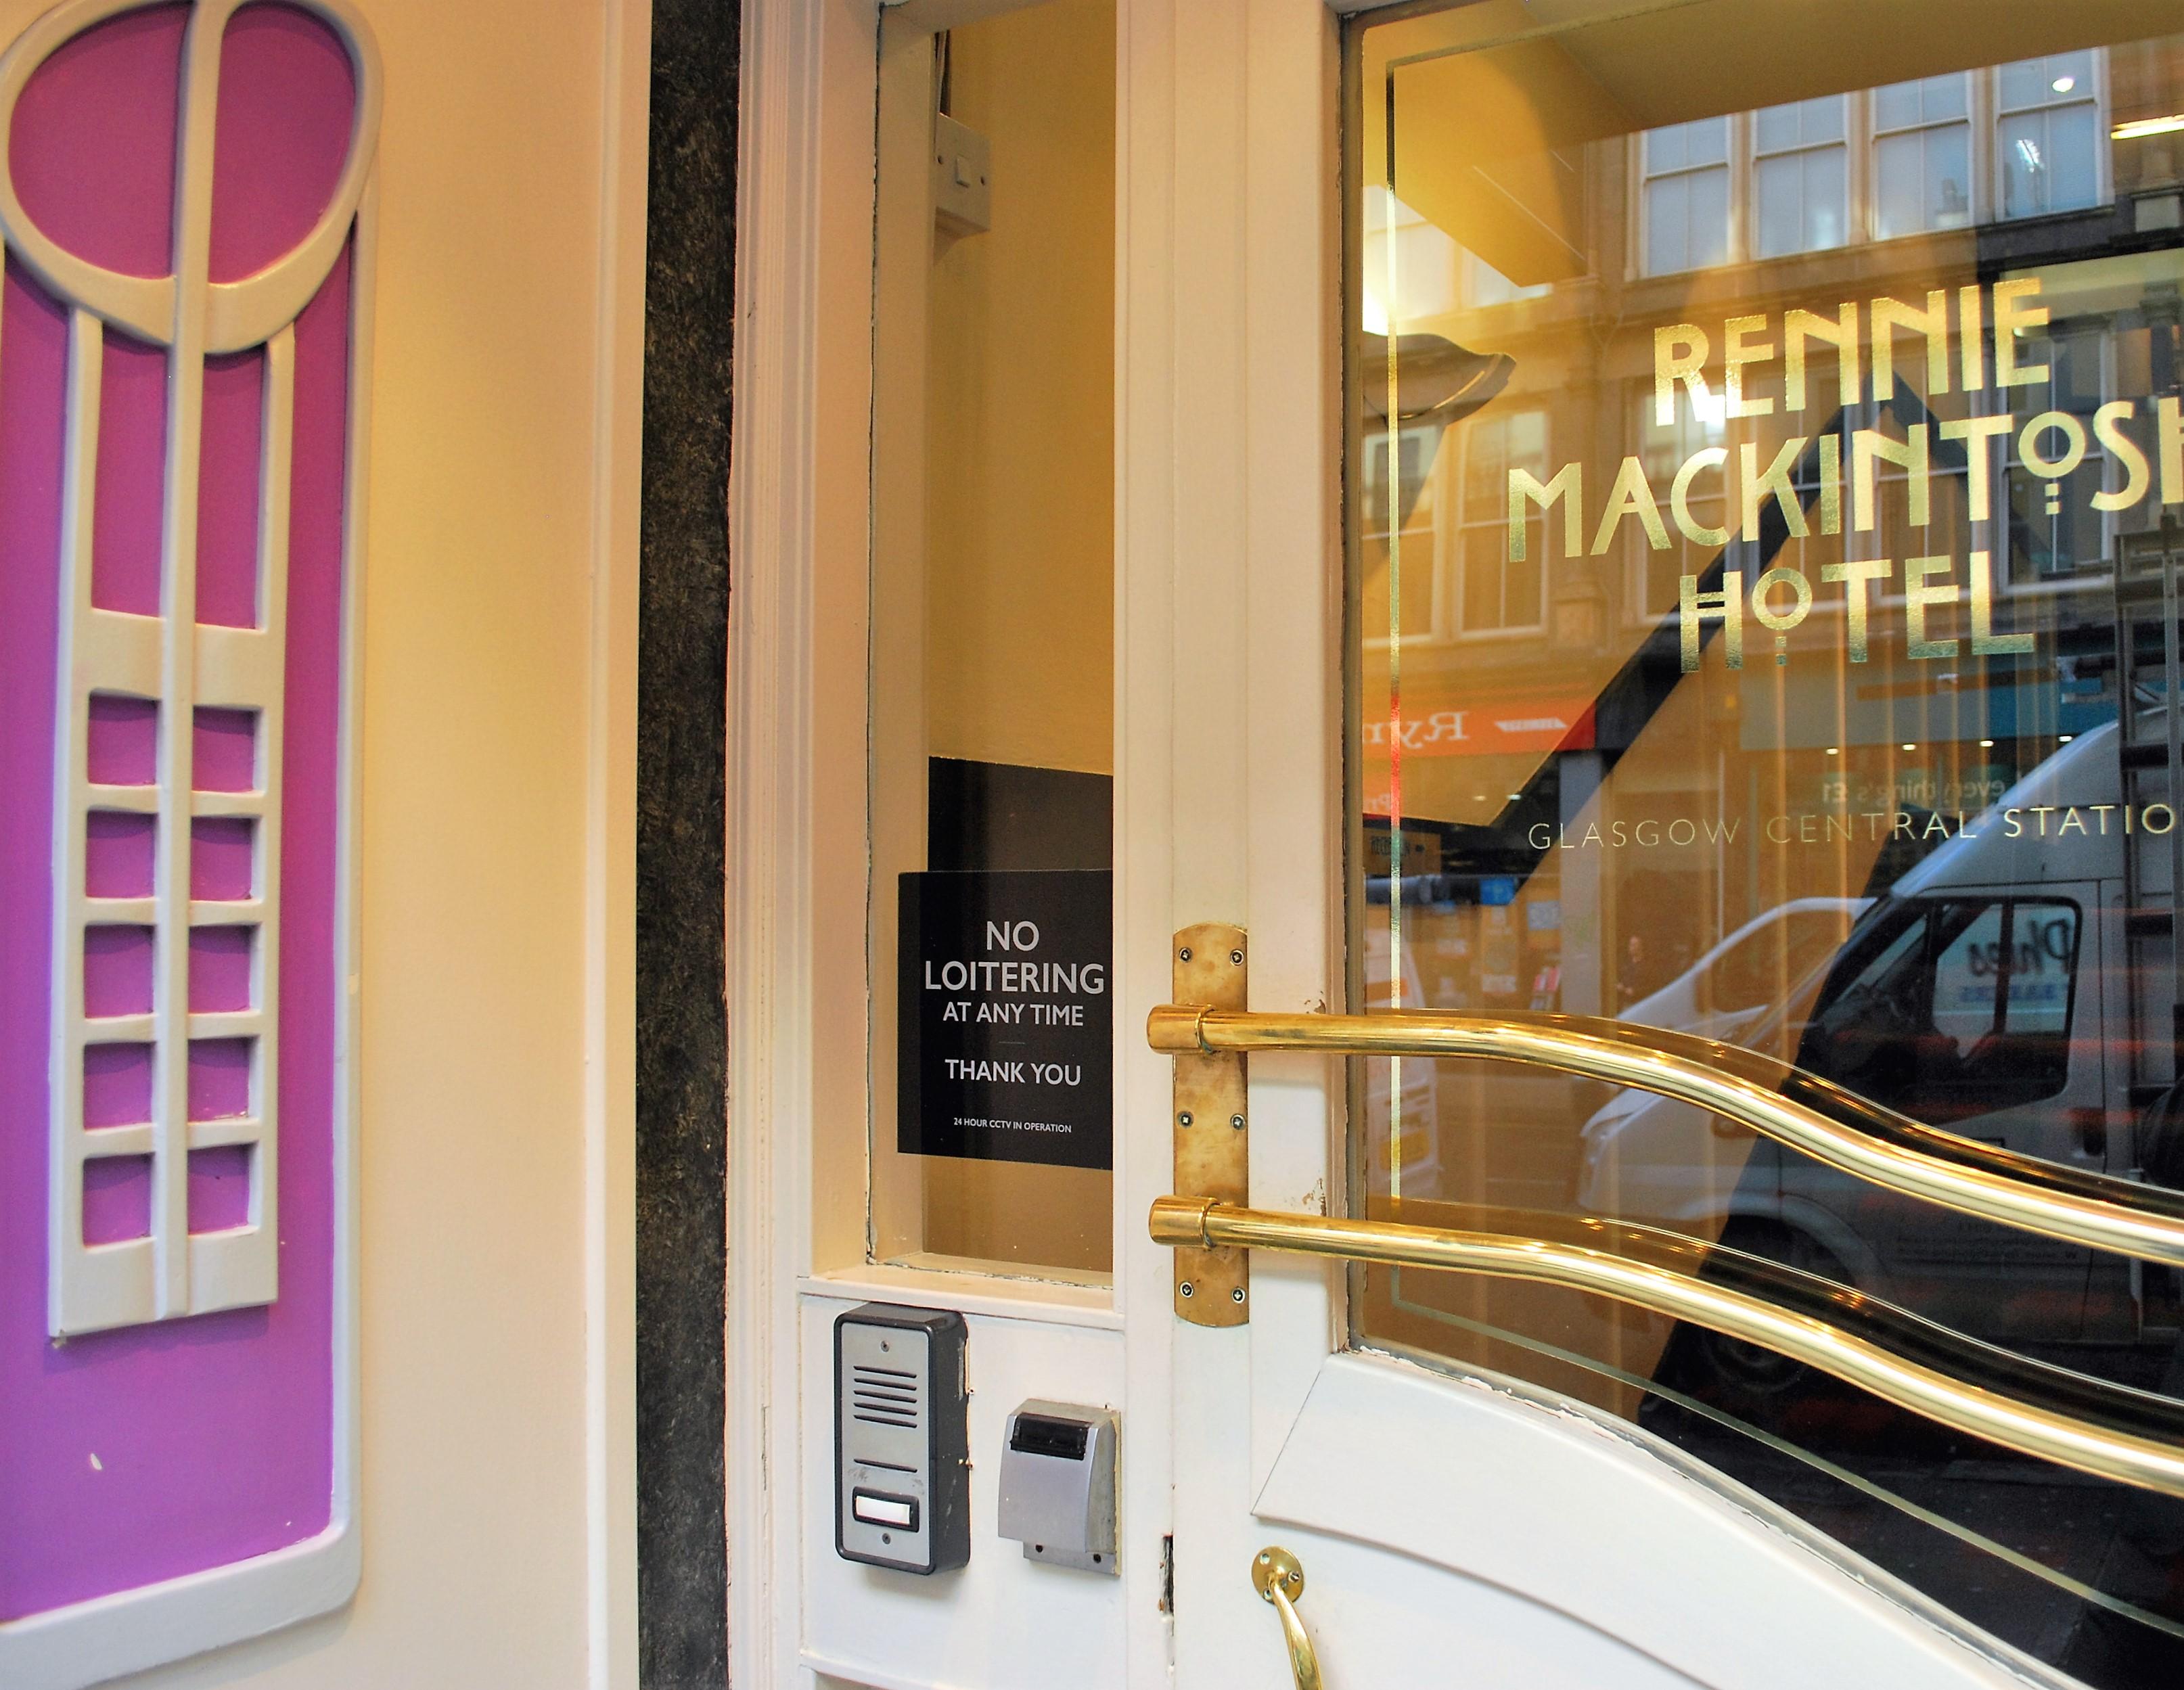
[{"left": 1173, "top": 923, "right": 1247, "bottom": 1325}]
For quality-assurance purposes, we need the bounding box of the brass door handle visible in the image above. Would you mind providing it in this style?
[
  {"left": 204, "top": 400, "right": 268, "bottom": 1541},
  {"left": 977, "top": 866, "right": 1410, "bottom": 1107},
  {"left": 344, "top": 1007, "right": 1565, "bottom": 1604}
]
[
  {"left": 1253, "top": 1546, "right": 1323, "bottom": 1690},
  {"left": 1156, "top": 1195, "right": 2184, "bottom": 1497},
  {"left": 1147, "top": 1004, "right": 2184, "bottom": 1269}
]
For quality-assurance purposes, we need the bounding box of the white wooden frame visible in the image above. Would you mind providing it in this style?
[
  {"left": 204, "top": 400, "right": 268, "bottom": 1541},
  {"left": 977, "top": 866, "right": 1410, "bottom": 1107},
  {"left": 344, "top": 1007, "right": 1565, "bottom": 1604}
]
[
  {"left": 4, "top": 0, "right": 382, "bottom": 1338},
  {"left": 727, "top": 0, "right": 838, "bottom": 1679},
  {"left": 728, "top": 2, "right": 2114, "bottom": 1687}
]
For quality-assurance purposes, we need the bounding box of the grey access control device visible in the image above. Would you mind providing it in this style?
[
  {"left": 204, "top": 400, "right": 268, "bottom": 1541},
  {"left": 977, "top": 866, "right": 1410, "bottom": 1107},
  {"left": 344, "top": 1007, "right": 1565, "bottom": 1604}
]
[
  {"left": 834, "top": 1303, "right": 970, "bottom": 1574},
  {"left": 996, "top": 1400, "right": 1118, "bottom": 1574}
]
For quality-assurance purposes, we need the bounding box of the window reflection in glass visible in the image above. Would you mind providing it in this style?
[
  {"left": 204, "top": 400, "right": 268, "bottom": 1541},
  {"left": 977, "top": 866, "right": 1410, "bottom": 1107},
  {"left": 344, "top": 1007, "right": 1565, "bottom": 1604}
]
[
  {"left": 1352, "top": 5, "right": 2184, "bottom": 1679},
  {"left": 1754, "top": 96, "right": 1849, "bottom": 258},
  {"left": 1642, "top": 118, "right": 1732, "bottom": 276},
  {"left": 2001, "top": 51, "right": 2103, "bottom": 219},
  {"left": 1873, "top": 74, "right": 1973, "bottom": 237}
]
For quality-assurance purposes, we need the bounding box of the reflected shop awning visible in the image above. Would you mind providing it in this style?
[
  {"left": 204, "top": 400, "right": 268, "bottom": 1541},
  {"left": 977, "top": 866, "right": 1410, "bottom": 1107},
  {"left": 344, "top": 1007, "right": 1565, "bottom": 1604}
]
[{"left": 1363, "top": 689, "right": 1596, "bottom": 764}]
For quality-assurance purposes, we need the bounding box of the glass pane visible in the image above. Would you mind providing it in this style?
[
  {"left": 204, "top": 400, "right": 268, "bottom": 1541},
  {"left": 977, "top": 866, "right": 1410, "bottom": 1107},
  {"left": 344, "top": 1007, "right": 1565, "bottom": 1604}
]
[
  {"left": 2048, "top": 49, "right": 2099, "bottom": 101},
  {"left": 867, "top": 0, "right": 1117, "bottom": 1278},
  {"left": 1645, "top": 122, "right": 1688, "bottom": 173},
  {"left": 1754, "top": 103, "right": 1798, "bottom": 154},
  {"left": 1687, "top": 165, "right": 1731, "bottom": 269},
  {"left": 1644, "top": 173, "right": 1689, "bottom": 275},
  {"left": 1930, "top": 901, "right": 2007, "bottom": 1047},
  {"left": 2001, "top": 110, "right": 2043, "bottom": 216},
  {"left": 2049, "top": 101, "right": 2103, "bottom": 210},
  {"left": 1873, "top": 130, "right": 1923, "bottom": 236},
  {"left": 1927, "top": 122, "right": 1973, "bottom": 227},
  {"left": 1754, "top": 153, "right": 1804, "bottom": 257},
  {"left": 1802, "top": 145, "right": 1848, "bottom": 248},
  {"left": 1999, "top": 54, "right": 2048, "bottom": 110},
  {"left": 1684, "top": 114, "right": 1729, "bottom": 167},
  {"left": 1921, "top": 71, "right": 1970, "bottom": 122},
  {"left": 1353, "top": 5, "right": 2184, "bottom": 1677}
]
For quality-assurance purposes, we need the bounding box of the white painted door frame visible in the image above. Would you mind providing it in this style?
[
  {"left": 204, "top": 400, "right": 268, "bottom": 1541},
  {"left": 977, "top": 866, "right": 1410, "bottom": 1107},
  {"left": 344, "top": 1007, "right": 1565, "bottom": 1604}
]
[{"left": 725, "top": 1, "right": 2083, "bottom": 1685}]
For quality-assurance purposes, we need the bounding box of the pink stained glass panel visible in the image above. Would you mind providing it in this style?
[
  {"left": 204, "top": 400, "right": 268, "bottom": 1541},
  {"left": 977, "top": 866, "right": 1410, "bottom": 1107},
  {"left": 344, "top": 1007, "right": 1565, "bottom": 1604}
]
[
  {"left": 191, "top": 706, "right": 256, "bottom": 792},
  {"left": 189, "top": 816, "right": 254, "bottom": 902},
  {"left": 81, "top": 1155, "right": 152, "bottom": 1246},
  {"left": 185, "top": 1037, "right": 250, "bottom": 1122},
  {"left": 81, "top": 924, "right": 154, "bottom": 1019},
  {"left": 187, "top": 1145, "right": 253, "bottom": 1234},
  {"left": 90, "top": 331, "right": 166, "bottom": 617},
  {"left": 84, "top": 810, "right": 156, "bottom": 899},
  {"left": 187, "top": 924, "right": 253, "bottom": 1013},
  {"left": 194, "top": 350, "right": 263, "bottom": 629},
  {"left": 85, "top": 693, "right": 156, "bottom": 786},
  {"left": 80, "top": 1042, "right": 152, "bottom": 1131}
]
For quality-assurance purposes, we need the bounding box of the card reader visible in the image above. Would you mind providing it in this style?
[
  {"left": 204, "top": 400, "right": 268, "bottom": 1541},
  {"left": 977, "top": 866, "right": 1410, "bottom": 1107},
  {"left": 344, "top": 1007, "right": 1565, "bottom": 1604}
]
[{"left": 997, "top": 1400, "right": 1118, "bottom": 1574}]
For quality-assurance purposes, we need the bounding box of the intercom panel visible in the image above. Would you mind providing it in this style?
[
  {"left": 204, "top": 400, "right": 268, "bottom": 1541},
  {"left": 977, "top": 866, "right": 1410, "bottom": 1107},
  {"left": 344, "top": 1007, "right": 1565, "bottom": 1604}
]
[{"left": 834, "top": 1303, "right": 970, "bottom": 1574}]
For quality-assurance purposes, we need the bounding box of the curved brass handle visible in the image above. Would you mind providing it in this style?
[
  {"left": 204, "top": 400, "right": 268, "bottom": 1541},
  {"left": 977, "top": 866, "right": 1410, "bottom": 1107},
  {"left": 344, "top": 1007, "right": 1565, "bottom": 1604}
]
[
  {"left": 1155, "top": 1195, "right": 2184, "bottom": 1498},
  {"left": 1147, "top": 1005, "right": 2184, "bottom": 1268},
  {"left": 1252, "top": 1547, "right": 1322, "bottom": 1690}
]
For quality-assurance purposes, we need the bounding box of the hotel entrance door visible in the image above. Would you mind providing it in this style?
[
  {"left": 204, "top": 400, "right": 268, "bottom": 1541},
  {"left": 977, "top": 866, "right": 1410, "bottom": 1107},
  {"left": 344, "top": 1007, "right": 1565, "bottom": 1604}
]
[
  {"left": 1194, "top": 1, "right": 2184, "bottom": 1683},
  {"left": 733, "top": 0, "right": 2184, "bottom": 1685}
]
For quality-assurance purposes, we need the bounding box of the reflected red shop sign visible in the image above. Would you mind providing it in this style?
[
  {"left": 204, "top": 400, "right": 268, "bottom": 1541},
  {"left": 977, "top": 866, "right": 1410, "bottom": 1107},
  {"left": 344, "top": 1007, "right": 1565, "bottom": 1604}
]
[{"left": 1361, "top": 695, "right": 1596, "bottom": 758}]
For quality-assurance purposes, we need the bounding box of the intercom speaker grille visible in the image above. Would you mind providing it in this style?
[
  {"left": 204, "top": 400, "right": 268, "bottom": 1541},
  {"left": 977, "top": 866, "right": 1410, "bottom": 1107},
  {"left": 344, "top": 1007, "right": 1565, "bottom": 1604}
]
[{"left": 850, "top": 1363, "right": 922, "bottom": 1430}]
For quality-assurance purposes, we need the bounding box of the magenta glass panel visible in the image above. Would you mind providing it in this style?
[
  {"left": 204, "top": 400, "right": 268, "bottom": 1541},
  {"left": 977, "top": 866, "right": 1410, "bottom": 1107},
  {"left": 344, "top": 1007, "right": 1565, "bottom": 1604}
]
[
  {"left": 81, "top": 925, "right": 153, "bottom": 1019},
  {"left": 194, "top": 351, "right": 263, "bottom": 629},
  {"left": 0, "top": 1, "right": 355, "bottom": 1624},
  {"left": 191, "top": 706, "right": 256, "bottom": 792},
  {"left": 90, "top": 332, "right": 166, "bottom": 617},
  {"left": 208, "top": 5, "right": 353, "bottom": 284},
  {"left": 85, "top": 694, "right": 156, "bottom": 785},
  {"left": 188, "top": 816, "right": 254, "bottom": 901},
  {"left": 81, "top": 1157, "right": 152, "bottom": 1247},
  {"left": 187, "top": 1146, "right": 253, "bottom": 1234},
  {"left": 6, "top": 7, "right": 179, "bottom": 280},
  {"left": 187, "top": 925, "right": 252, "bottom": 1013},
  {"left": 185, "top": 1038, "right": 250, "bottom": 1122},
  {"left": 83, "top": 811, "right": 156, "bottom": 899},
  {"left": 81, "top": 1043, "right": 151, "bottom": 1130}
]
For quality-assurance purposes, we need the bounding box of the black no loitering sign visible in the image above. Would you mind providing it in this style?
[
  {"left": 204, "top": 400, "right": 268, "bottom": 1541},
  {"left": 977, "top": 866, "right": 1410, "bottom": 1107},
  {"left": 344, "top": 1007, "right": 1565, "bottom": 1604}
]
[{"left": 898, "top": 870, "right": 1113, "bottom": 1170}]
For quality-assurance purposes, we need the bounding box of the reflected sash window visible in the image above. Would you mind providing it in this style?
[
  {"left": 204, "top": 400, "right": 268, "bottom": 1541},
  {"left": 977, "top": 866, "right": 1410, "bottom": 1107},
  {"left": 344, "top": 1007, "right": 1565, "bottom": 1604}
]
[
  {"left": 1457, "top": 412, "right": 1548, "bottom": 636},
  {"left": 1754, "top": 95, "right": 1850, "bottom": 258},
  {"left": 2000, "top": 51, "right": 2103, "bottom": 218},
  {"left": 1641, "top": 118, "right": 1731, "bottom": 275},
  {"left": 1873, "top": 74, "right": 1973, "bottom": 237}
]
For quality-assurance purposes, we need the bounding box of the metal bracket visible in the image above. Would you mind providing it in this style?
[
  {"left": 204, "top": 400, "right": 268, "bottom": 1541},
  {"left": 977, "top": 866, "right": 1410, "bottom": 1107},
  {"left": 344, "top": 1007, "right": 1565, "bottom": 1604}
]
[{"left": 1171, "top": 923, "right": 1248, "bottom": 1325}]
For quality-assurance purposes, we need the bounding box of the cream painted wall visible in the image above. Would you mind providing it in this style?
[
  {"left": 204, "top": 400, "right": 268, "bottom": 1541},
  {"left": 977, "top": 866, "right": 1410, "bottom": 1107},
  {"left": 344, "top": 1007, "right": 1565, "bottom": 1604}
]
[{"left": 35, "top": 0, "right": 650, "bottom": 1683}]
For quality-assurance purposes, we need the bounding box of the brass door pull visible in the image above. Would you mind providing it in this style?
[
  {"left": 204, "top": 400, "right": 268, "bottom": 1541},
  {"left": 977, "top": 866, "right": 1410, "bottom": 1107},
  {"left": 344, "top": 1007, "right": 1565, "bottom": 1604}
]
[
  {"left": 1253, "top": 1547, "right": 1323, "bottom": 1690},
  {"left": 1147, "top": 1004, "right": 2184, "bottom": 1269}
]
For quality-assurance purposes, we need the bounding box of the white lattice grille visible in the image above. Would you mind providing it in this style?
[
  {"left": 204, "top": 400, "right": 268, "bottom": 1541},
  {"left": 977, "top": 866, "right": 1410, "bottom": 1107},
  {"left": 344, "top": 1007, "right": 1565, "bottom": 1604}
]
[
  {"left": 47, "top": 321, "right": 295, "bottom": 1335},
  {"left": 1, "top": 0, "right": 383, "bottom": 1338}
]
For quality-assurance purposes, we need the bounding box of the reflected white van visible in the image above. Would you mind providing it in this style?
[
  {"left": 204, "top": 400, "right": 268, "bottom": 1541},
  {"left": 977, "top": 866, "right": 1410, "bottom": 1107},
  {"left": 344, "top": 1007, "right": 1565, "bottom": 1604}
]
[{"left": 1580, "top": 720, "right": 2172, "bottom": 1354}]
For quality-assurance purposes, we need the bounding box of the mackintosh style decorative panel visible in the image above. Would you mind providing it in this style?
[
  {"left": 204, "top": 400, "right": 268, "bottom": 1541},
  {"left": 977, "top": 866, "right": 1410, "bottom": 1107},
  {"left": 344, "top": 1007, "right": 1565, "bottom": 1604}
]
[{"left": 0, "top": 0, "right": 375, "bottom": 1681}]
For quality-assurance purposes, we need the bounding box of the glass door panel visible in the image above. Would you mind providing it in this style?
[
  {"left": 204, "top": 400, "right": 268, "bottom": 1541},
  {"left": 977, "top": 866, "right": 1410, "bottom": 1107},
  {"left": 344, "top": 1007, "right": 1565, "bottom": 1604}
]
[
  {"left": 1349, "top": 1, "right": 2184, "bottom": 1676},
  {"left": 868, "top": 0, "right": 1118, "bottom": 1278}
]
